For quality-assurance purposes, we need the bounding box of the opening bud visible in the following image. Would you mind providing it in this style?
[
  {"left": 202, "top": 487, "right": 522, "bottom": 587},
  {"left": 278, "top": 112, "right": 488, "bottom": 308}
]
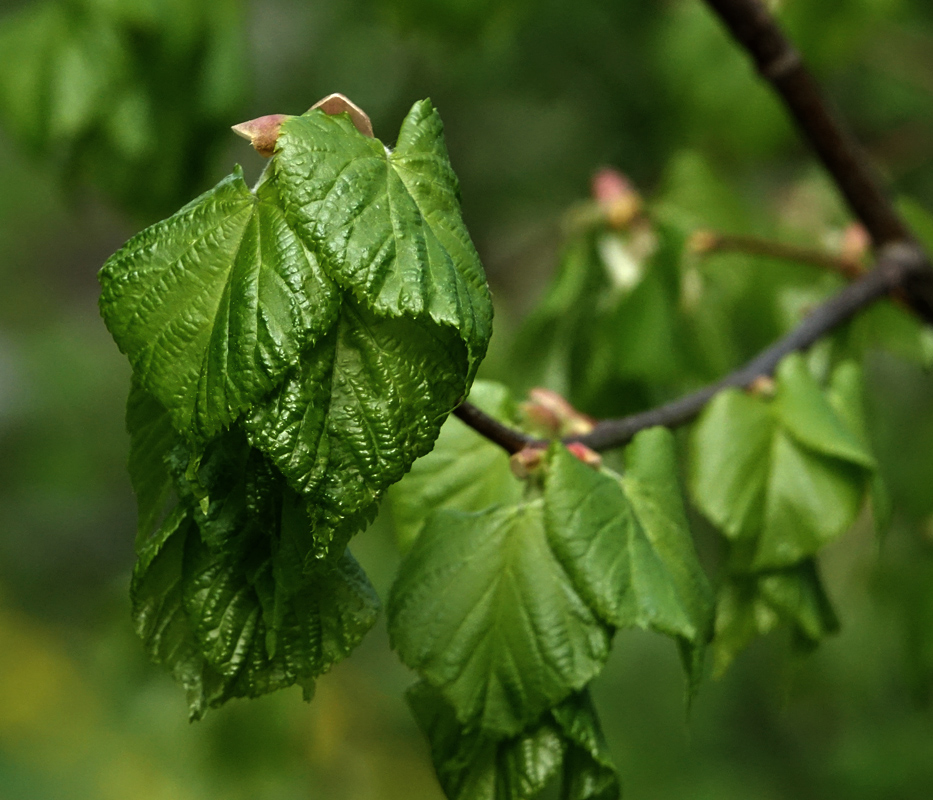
[
  {"left": 510, "top": 446, "right": 547, "bottom": 480},
  {"left": 566, "top": 442, "right": 602, "bottom": 469}
]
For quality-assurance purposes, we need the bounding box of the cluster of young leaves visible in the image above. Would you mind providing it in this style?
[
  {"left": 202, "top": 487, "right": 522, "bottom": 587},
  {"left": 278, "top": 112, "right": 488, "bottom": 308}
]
[
  {"left": 389, "top": 382, "right": 714, "bottom": 799},
  {"left": 512, "top": 158, "right": 933, "bottom": 674},
  {"left": 689, "top": 355, "right": 880, "bottom": 674},
  {"left": 0, "top": 0, "right": 246, "bottom": 215},
  {"left": 99, "top": 99, "right": 493, "bottom": 717}
]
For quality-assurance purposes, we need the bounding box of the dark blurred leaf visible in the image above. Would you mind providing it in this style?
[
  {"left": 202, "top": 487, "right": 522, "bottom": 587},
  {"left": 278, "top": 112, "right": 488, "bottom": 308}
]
[{"left": 408, "top": 682, "right": 619, "bottom": 800}]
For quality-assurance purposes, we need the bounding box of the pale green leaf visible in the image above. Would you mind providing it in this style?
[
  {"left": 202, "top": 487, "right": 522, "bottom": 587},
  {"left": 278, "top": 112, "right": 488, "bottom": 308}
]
[
  {"left": 390, "top": 381, "right": 524, "bottom": 552},
  {"left": 774, "top": 353, "right": 874, "bottom": 469},
  {"left": 389, "top": 503, "right": 611, "bottom": 736},
  {"left": 545, "top": 431, "right": 712, "bottom": 681}
]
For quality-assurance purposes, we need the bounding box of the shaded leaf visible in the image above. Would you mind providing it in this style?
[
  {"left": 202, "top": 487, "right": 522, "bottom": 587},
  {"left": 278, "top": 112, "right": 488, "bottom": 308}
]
[
  {"left": 712, "top": 559, "right": 838, "bottom": 677},
  {"left": 408, "top": 682, "right": 619, "bottom": 800}
]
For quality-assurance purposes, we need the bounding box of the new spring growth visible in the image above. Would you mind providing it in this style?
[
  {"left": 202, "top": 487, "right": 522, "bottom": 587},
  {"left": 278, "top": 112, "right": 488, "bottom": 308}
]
[
  {"left": 519, "top": 387, "right": 596, "bottom": 438},
  {"left": 232, "top": 93, "right": 375, "bottom": 157},
  {"left": 591, "top": 167, "right": 642, "bottom": 229}
]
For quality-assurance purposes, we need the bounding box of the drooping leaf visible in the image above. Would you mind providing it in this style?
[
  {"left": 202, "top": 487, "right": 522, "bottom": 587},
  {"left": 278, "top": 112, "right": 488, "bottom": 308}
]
[
  {"left": 712, "top": 559, "right": 839, "bottom": 677},
  {"left": 390, "top": 380, "right": 524, "bottom": 552},
  {"left": 243, "top": 299, "right": 468, "bottom": 518},
  {"left": 389, "top": 502, "right": 612, "bottom": 736},
  {"left": 100, "top": 169, "right": 340, "bottom": 441},
  {"left": 690, "top": 354, "right": 875, "bottom": 570},
  {"left": 131, "top": 506, "right": 380, "bottom": 720},
  {"left": 544, "top": 430, "right": 713, "bottom": 684},
  {"left": 408, "top": 682, "right": 619, "bottom": 800},
  {"left": 126, "top": 378, "right": 178, "bottom": 547}
]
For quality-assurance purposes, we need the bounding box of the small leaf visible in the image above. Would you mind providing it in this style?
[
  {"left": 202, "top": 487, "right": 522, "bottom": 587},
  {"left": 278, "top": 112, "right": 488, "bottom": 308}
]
[
  {"left": 712, "top": 559, "right": 838, "bottom": 677},
  {"left": 545, "top": 430, "right": 713, "bottom": 684},
  {"left": 408, "top": 682, "right": 619, "bottom": 800},
  {"left": 390, "top": 381, "right": 524, "bottom": 551},
  {"left": 774, "top": 353, "right": 874, "bottom": 469},
  {"left": 690, "top": 355, "right": 875, "bottom": 570},
  {"left": 389, "top": 503, "right": 611, "bottom": 736}
]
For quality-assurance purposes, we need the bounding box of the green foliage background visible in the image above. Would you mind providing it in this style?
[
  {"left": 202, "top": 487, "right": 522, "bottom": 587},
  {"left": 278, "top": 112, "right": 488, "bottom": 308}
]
[{"left": 0, "top": 0, "right": 932, "bottom": 797}]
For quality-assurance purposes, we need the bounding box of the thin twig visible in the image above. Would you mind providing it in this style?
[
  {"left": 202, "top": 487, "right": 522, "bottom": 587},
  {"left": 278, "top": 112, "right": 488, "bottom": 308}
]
[
  {"left": 691, "top": 231, "right": 865, "bottom": 280},
  {"left": 455, "top": 242, "right": 926, "bottom": 454}
]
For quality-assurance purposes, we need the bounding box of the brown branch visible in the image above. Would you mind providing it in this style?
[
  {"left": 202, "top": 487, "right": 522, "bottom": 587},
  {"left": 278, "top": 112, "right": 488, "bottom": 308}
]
[
  {"left": 691, "top": 231, "right": 866, "bottom": 280},
  {"left": 454, "top": 242, "right": 927, "bottom": 454}
]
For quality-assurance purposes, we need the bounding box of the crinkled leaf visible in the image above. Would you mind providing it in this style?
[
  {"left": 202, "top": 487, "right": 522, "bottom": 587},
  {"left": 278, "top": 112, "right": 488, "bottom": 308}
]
[
  {"left": 389, "top": 502, "right": 611, "bottom": 736},
  {"left": 244, "top": 299, "right": 467, "bottom": 516},
  {"left": 132, "top": 508, "right": 379, "bottom": 720},
  {"left": 408, "top": 682, "right": 619, "bottom": 800},
  {"left": 390, "top": 381, "right": 524, "bottom": 552},
  {"left": 274, "top": 99, "right": 492, "bottom": 367},
  {"left": 690, "top": 356, "right": 875, "bottom": 569},
  {"left": 712, "top": 559, "right": 838, "bottom": 677},
  {"left": 545, "top": 429, "right": 713, "bottom": 684},
  {"left": 126, "top": 378, "right": 178, "bottom": 547},
  {"left": 100, "top": 168, "right": 339, "bottom": 440}
]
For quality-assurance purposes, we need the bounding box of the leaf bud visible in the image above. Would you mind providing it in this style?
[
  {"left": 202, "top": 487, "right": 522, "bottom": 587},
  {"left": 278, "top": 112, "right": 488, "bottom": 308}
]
[
  {"left": 591, "top": 167, "right": 642, "bottom": 229},
  {"left": 566, "top": 442, "right": 602, "bottom": 469},
  {"left": 521, "top": 387, "right": 595, "bottom": 436},
  {"left": 509, "top": 446, "right": 547, "bottom": 479},
  {"left": 231, "top": 114, "right": 292, "bottom": 157},
  {"left": 747, "top": 375, "right": 777, "bottom": 398}
]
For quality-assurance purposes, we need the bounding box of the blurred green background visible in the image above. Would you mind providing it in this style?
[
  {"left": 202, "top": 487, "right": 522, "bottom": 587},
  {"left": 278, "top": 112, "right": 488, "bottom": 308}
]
[{"left": 0, "top": 0, "right": 932, "bottom": 797}]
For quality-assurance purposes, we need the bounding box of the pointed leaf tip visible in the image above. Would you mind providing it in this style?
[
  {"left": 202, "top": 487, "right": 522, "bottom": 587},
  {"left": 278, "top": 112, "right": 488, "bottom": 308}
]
[
  {"left": 231, "top": 114, "right": 291, "bottom": 157},
  {"left": 309, "top": 93, "right": 374, "bottom": 138}
]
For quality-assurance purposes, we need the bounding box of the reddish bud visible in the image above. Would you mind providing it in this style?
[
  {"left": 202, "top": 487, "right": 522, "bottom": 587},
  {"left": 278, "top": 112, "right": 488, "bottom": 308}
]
[
  {"left": 527, "top": 388, "right": 595, "bottom": 436},
  {"left": 566, "top": 442, "right": 602, "bottom": 469},
  {"left": 310, "top": 93, "right": 374, "bottom": 138},
  {"left": 510, "top": 446, "right": 547, "bottom": 479},
  {"left": 591, "top": 168, "right": 641, "bottom": 229},
  {"left": 231, "top": 114, "right": 291, "bottom": 157}
]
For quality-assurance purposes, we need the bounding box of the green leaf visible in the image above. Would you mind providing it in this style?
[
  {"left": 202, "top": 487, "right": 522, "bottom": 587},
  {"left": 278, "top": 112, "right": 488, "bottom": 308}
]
[
  {"left": 389, "top": 380, "right": 524, "bottom": 552},
  {"left": 544, "top": 430, "right": 713, "bottom": 683},
  {"left": 408, "top": 682, "right": 619, "bottom": 800},
  {"left": 389, "top": 502, "right": 611, "bottom": 736},
  {"left": 712, "top": 559, "right": 838, "bottom": 677},
  {"left": 274, "top": 99, "right": 492, "bottom": 367},
  {"left": 773, "top": 354, "right": 874, "bottom": 469},
  {"left": 131, "top": 507, "right": 380, "bottom": 720},
  {"left": 244, "top": 299, "right": 468, "bottom": 518},
  {"left": 690, "top": 355, "right": 875, "bottom": 569},
  {"left": 100, "top": 168, "right": 340, "bottom": 440},
  {"left": 126, "top": 379, "right": 178, "bottom": 547}
]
